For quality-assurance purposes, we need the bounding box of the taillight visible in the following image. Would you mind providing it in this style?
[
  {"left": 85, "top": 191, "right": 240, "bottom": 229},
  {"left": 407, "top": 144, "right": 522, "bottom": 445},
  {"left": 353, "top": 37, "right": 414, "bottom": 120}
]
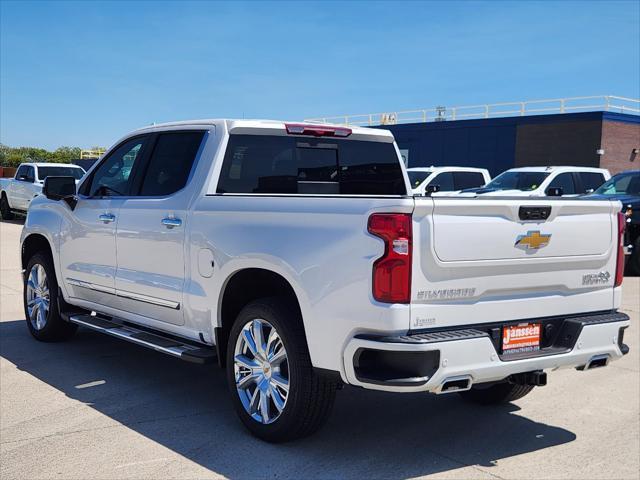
[
  {"left": 285, "top": 123, "right": 352, "bottom": 137},
  {"left": 368, "top": 213, "right": 412, "bottom": 303},
  {"left": 615, "top": 211, "right": 625, "bottom": 287}
]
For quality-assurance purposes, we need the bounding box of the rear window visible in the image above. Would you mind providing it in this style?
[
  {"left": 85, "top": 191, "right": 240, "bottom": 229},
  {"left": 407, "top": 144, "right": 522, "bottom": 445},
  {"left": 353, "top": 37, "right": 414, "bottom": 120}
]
[
  {"left": 38, "top": 166, "right": 85, "bottom": 180},
  {"left": 216, "top": 135, "right": 406, "bottom": 195}
]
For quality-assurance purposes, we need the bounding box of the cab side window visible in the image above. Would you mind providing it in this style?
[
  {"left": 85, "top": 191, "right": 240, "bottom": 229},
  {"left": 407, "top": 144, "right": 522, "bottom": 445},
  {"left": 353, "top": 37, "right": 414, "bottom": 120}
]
[
  {"left": 430, "top": 172, "right": 454, "bottom": 191},
  {"left": 84, "top": 137, "right": 147, "bottom": 197},
  {"left": 547, "top": 173, "right": 576, "bottom": 195},
  {"left": 453, "top": 172, "right": 485, "bottom": 190},
  {"left": 15, "top": 165, "right": 28, "bottom": 180},
  {"left": 16, "top": 165, "right": 34, "bottom": 182},
  {"left": 579, "top": 172, "right": 606, "bottom": 193},
  {"left": 139, "top": 131, "right": 205, "bottom": 196}
]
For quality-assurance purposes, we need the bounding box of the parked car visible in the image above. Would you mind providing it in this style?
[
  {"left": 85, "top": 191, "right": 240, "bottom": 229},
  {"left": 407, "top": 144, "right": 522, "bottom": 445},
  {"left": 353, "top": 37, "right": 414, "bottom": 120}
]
[
  {"left": 463, "top": 166, "right": 610, "bottom": 197},
  {"left": 20, "top": 120, "right": 629, "bottom": 442},
  {"left": 0, "top": 162, "right": 85, "bottom": 219},
  {"left": 586, "top": 170, "right": 640, "bottom": 274},
  {"left": 407, "top": 166, "right": 490, "bottom": 195}
]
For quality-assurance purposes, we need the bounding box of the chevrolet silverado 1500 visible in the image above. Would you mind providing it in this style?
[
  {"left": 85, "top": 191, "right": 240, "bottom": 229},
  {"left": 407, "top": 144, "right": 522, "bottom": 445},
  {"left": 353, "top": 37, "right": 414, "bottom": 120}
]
[{"left": 19, "top": 120, "right": 630, "bottom": 442}]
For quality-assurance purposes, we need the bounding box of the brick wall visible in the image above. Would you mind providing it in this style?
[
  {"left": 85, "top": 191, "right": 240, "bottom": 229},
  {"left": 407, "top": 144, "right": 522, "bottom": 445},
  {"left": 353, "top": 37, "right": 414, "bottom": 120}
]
[{"left": 600, "top": 120, "right": 640, "bottom": 175}]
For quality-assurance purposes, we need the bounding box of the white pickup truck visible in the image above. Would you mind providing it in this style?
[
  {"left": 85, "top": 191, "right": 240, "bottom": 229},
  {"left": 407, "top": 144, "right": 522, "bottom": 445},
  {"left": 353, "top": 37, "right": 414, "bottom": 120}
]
[
  {"left": 464, "top": 166, "right": 610, "bottom": 197},
  {"left": 20, "top": 120, "right": 630, "bottom": 442},
  {"left": 0, "top": 162, "right": 85, "bottom": 219}
]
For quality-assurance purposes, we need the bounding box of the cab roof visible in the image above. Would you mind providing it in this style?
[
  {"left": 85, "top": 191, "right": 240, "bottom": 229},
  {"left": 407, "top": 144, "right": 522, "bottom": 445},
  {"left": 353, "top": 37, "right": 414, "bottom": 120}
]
[
  {"left": 132, "top": 119, "right": 395, "bottom": 143},
  {"left": 505, "top": 166, "right": 609, "bottom": 174}
]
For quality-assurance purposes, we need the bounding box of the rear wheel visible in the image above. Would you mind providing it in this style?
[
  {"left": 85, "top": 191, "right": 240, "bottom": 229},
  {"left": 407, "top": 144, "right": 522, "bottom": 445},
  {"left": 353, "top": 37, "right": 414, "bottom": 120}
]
[
  {"left": 459, "top": 382, "right": 534, "bottom": 405},
  {"left": 627, "top": 237, "right": 640, "bottom": 276},
  {"left": 23, "top": 252, "right": 77, "bottom": 341},
  {"left": 226, "top": 297, "right": 337, "bottom": 442},
  {"left": 0, "top": 194, "right": 14, "bottom": 220}
]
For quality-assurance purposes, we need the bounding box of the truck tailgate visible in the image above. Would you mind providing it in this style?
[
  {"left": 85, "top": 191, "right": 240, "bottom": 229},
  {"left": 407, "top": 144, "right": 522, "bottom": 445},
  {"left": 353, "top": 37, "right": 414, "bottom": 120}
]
[{"left": 411, "top": 197, "right": 621, "bottom": 330}]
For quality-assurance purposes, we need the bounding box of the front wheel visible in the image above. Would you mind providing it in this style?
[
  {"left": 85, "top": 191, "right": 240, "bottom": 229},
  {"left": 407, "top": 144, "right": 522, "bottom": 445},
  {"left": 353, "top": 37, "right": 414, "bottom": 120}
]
[
  {"left": 23, "top": 252, "right": 77, "bottom": 342},
  {"left": 459, "top": 382, "right": 534, "bottom": 405},
  {"left": 226, "top": 298, "right": 337, "bottom": 442}
]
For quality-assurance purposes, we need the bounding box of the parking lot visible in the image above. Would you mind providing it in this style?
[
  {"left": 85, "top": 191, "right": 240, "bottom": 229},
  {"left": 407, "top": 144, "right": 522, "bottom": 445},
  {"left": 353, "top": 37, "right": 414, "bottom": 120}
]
[{"left": 0, "top": 218, "right": 638, "bottom": 480}]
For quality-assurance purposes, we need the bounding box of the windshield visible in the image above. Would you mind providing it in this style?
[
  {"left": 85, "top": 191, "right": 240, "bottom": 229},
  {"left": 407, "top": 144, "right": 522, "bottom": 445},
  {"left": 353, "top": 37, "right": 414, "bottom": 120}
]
[
  {"left": 485, "top": 171, "right": 549, "bottom": 191},
  {"left": 407, "top": 171, "right": 431, "bottom": 189},
  {"left": 594, "top": 173, "right": 640, "bottom": 196},
  {"left": 37, "top": 166, "right": 85, "bottom": 181}
]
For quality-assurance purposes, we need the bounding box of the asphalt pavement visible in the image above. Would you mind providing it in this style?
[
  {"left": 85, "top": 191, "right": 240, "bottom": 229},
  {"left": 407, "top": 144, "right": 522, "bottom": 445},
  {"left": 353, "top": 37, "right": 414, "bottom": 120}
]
[{"left": 1, "top": 218, "right": 639, "bottom": 480}]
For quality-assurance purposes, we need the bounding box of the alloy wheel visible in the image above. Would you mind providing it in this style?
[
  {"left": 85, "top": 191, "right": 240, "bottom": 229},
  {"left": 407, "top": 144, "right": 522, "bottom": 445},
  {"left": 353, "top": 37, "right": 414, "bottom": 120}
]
[
  {"left": 26, "top": 264, "right": 50, "bottom": 331},
  {"left": 233, "top": 318, "right": 290, "bottom": 424}
]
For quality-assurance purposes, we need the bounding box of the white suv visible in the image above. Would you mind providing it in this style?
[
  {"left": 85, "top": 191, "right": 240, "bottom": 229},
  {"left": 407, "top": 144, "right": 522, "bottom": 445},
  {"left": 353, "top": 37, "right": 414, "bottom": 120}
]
[
  {"left": 468, "top": 166, "right": 610, "bottom": 197},
  {"left": 407, "top": 166, "right": 490, "bottom": 195}
]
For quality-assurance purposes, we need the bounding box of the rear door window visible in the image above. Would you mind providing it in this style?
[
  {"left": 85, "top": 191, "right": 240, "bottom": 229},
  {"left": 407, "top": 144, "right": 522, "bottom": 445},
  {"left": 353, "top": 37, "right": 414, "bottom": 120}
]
[
  {"left": 579, "top": 172, "right": 606, "bottom": 193},
  {"left": 547, "top": 172, "right": 576, "bottom": 195},
  {"left": 216, "top": 135, "right": 405, "bottom": 195},
  {"left": 139, "top": 131, "right": 205, "bottom": 196},
  {"left": 453, "top": 172, "right": 486, "bottom": 190}
]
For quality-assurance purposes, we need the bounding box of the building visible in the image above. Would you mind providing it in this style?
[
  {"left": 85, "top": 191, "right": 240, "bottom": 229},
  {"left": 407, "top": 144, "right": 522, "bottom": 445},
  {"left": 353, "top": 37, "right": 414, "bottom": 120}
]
[{"left": 306, "top": 96, "right": 640, "bottom": 176}]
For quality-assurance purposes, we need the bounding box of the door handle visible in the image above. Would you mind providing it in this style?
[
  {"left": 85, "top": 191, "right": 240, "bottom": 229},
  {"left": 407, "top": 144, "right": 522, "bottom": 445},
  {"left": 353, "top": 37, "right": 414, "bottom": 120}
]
[
  {"left": 161, "top": 217, "right": 182, "bottom": 229},
  {"left": 99, "top": 213, "right": 116, "bottom": 223}
]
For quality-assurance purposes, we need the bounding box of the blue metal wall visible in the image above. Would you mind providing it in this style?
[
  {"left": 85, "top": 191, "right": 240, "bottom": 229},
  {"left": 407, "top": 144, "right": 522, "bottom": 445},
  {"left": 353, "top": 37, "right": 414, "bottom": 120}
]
[{"left": 374, "top": 111, "right": 638, "bottom": 177}]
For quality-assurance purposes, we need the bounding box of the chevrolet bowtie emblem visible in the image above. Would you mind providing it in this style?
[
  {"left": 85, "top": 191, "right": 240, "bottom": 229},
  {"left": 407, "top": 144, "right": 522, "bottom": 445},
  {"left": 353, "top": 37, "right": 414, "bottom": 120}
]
[{"left": 515, "top": 230, "right": 551, "bottom": 250}]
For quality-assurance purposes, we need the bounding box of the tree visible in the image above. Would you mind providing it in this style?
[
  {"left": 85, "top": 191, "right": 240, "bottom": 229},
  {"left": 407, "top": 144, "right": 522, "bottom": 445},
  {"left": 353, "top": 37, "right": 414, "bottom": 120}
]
[{"left": 0, "top": 144, "right": 85, "bottom": 167}]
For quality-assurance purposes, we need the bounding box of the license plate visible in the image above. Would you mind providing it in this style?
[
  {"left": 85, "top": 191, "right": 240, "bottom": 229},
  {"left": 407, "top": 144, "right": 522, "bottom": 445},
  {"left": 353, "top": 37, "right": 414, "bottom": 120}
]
[{"left": 502, "top": 323, "right": 541, "bottom": 354}]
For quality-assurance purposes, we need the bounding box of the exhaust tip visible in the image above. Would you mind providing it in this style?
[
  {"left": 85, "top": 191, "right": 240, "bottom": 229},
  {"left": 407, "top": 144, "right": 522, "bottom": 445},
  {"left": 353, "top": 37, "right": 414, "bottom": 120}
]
[
  {"left": 586, "top": 354, "right": 610, "bottom": 370},
  {"left": 439, "top": 375, "right": 472, "bottom": 394}
]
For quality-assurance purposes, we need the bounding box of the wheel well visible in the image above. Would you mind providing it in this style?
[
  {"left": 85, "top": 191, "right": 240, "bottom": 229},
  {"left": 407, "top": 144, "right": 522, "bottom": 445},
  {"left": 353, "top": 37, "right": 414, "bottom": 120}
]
[
  {"left": 217, "top": 268, "right": 302, "bottom": 367},
  {"left": 22, "top": 234, "right": 53, "bottom": 270}
]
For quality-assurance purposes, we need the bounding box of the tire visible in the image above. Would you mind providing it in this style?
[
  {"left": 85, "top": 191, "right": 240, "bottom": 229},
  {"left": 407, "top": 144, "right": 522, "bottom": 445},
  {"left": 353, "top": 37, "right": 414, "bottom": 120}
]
[
  {"left": 226, "top": 297, "right": 337, "bottom": 442},
  {"left": 0, "top": 193, "right": 14, "bottom": 220},
  {"left": 459, "top": 382, "right": 534, "bottom": 405},
  {"left": 23, "top": 251, "right": 77, "bottom": 342},
  {"left": 627, "top": 237, "right": 640, "bottom": 276}
]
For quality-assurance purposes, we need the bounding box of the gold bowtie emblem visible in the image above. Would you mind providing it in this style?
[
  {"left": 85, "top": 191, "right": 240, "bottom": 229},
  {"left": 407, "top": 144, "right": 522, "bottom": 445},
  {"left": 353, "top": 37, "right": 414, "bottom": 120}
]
[{"left": 515, "top": 231, "right": 551, "bottom": 250}]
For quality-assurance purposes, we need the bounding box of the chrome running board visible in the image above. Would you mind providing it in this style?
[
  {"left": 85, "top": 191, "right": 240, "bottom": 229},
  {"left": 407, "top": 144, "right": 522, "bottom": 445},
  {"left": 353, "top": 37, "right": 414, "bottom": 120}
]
[{"left": 68, "top": 314, "right": 216, "bottom": 364}]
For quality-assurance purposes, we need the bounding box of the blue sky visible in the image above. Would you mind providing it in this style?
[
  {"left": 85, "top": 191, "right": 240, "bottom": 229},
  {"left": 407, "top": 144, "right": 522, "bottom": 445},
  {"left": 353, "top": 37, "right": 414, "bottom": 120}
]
[{"left": 1, "top": 0, "right": 639, "bottom": 150}]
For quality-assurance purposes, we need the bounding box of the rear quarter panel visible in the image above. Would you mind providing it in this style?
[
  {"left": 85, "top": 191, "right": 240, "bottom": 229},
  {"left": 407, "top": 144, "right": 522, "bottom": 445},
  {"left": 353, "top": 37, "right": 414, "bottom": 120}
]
[{"left": 186, "top": 195, "right": 414, "bottom": 373}]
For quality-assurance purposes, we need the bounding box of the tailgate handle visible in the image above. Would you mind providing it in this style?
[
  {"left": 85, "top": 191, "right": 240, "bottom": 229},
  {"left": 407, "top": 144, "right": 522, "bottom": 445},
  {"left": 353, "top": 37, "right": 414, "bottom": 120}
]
[{"left": 519, "top": 206, "right": 551, "bottom": 221}]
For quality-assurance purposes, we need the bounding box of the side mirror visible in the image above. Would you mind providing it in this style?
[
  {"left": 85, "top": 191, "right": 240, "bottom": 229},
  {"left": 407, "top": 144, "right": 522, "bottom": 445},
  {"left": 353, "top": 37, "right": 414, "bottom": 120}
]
[
  {"left": 43, "top": 176, "right": 77, "bottom": 207},
  {"left": 546, "top": 187, "right": 563, "bottom": 197},
  {"left": 18, "top": 174, "right": 34, "bottom": 183},
  {"left": 426, "top": 184, "right": 441, "bottom": 196}
]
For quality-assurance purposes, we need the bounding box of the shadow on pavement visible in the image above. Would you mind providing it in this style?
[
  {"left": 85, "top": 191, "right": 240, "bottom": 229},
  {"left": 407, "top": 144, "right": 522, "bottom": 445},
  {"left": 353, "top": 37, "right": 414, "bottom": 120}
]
[{"left": 0, "top": 319, "right": 576, "bottom": 479}]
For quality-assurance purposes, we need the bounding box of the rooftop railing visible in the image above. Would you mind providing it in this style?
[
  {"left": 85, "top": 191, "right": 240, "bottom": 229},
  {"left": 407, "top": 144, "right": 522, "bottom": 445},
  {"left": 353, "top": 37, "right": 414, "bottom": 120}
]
[{"left": 304, "top": 95, "right": 640, "bottom": 127}]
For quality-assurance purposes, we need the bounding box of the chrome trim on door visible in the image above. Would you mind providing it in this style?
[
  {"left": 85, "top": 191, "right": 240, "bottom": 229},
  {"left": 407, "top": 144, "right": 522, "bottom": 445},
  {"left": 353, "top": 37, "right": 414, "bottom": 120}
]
[
  {"left": 66, "top": 278, "right": 180, "bottom": 309},
  {"left": 115, "top": 289, "right": 180, "bottom": 309},
  {"left": 67, "top": 278, "right": 116, "bottom": 295},
  {"left": 98, "top": 213, "right": 116, "bottom": 223}
]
